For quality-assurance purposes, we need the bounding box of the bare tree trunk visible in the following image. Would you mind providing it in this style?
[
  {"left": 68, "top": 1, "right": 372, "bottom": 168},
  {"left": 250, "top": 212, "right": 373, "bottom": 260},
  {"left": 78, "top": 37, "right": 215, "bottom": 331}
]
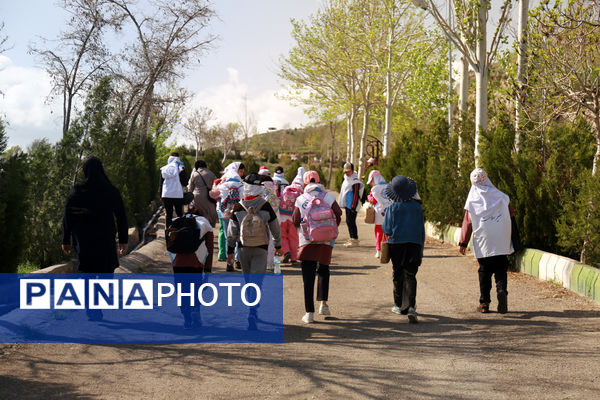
[
  {"left": 474, "top": 1, "right": 488, "bottom": 167},
  {"left": 592, "top": 109, "right": 600, "bottom": 177},
  {"left": 328, "top": 121, "right": 336, "bottom": 189},
  {"left": 383, "top": 27, "right": 393, "bottom": 157},
  {"left": 515, "top": 0, "right": 529, "bottom": 153},
  {"left": 358, "top": 105, "right": 370, "bottom": 179},
  {"left": 458, "top": 53, "right": 469, "bottom": 170},
  {"left": 139, "top": 88, "right": 153, "bottom": 148},
  {"left": 346, "top": 108, "right": 356, "bottom": 163}
]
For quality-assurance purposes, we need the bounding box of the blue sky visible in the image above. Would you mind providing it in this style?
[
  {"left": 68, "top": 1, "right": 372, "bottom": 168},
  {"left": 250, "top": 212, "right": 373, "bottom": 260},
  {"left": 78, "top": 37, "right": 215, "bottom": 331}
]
[{"left": 0, "top": 0, "right": 321, "bottom": 148}]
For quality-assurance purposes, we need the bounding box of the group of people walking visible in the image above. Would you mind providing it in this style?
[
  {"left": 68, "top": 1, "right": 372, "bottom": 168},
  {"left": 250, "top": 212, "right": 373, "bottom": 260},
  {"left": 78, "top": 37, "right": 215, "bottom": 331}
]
[{"left": 62, "top": 154, "right": 517, "bottom": 327}]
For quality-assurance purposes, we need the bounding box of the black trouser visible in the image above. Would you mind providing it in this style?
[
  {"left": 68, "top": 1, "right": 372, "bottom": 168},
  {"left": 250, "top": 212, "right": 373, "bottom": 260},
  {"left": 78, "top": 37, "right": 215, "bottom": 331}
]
[
  {"left": 477, "top": 255, "right": 508, "bottom": 304},
  {"left": 345, "top": 208, "right": 358, "bottom": 239},
  {"left": 173, "top": 267, "right": 203, "bottom": 320},
  {"left": 163, "top": 197, "right": 183, "bottom": 228},
  {"left": 301, "top": 261, "right": 330, "bottom": 313},
  {"left": 390, "top": 243, "right": 422, "bottom": 311}
]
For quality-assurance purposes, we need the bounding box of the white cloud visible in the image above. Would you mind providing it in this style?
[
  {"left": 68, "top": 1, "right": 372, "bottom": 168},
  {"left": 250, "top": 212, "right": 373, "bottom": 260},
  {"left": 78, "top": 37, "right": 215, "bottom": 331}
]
[
  {"left": 0, "top": 55, "right": 61, "bottom": 148},
  {"left": 183, "top": 67, "right": 309, "bottom": 142}
]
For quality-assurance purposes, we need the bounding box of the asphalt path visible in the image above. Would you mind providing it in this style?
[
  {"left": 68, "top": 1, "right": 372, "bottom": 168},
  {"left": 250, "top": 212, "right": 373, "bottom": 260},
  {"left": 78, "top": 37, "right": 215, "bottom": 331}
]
[{"left": 1, "top": 215, "right": 599, "bottom": 399}]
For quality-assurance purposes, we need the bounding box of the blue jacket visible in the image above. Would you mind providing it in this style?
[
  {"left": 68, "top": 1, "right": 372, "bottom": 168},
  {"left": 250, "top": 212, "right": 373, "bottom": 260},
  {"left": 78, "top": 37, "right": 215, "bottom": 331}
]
[{"left": 382, "top": 200, "right": 425, "bottom": 252}]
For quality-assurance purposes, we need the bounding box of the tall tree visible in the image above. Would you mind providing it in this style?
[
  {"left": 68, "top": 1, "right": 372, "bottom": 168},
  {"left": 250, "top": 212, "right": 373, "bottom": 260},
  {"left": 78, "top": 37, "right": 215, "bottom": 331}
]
[
  {"left": 514, "top": 0, "right": 530, "bottom": 152},
  {"left": 30, "top": 0, "right": 120, "bottom": 138},
  {"left": 413, "top": 0, "right": 514, "bottom": 165},
  {"left": 183, "top": 106, "right": 214, "bottom": 160},
  {"left": 279, "top": 2, "right": 361, "bottom": 164},
  {"left": 527, "top": 0, "right": 600, "bottom": 175},
  {"left": 238, "top": 94, "right": 256, "bottom": 155},
  {"left": 106, "top": 0, "right": 216, "bottom": 156}
]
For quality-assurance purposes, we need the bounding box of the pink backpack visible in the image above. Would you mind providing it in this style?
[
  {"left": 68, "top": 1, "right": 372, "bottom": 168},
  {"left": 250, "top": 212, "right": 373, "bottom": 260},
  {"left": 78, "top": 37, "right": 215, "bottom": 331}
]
[
  {"left": 301, "top": 192, "right": 338, "bottom": 243},
  {"left": 279, "top": 185, "right": 303, "bottom": 215}
]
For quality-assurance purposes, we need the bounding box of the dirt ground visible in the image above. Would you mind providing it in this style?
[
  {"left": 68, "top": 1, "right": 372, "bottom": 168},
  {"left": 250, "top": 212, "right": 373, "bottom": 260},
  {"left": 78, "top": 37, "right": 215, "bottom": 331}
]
[{"left": 1, "top": 216, "right": 599, "bottom": 399}]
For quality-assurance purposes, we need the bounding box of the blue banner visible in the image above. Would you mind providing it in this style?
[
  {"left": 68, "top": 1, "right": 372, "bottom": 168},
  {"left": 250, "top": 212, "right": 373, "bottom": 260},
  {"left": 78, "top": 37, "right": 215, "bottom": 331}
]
[{"left": 0, "top": 273, "right": 283, "bottom": 343}]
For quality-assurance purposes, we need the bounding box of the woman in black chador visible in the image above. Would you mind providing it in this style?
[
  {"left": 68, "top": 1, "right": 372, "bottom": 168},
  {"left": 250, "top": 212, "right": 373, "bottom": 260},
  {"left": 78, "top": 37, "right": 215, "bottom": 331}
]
[{"left": 62, "top": 156, "right": 129, "bottom": 273}]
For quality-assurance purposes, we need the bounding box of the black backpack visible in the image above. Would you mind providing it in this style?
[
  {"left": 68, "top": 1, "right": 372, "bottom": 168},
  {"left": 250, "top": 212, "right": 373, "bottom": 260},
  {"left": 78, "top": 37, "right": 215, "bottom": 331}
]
[{"left": 166, "top": 215, "right": 203, "bottom": 254}]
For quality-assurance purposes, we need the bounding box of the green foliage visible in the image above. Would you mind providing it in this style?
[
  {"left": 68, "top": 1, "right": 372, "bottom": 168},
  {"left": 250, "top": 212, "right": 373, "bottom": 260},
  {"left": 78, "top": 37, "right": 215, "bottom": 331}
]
[
  {"left": 14, "top": 77, "right": 163, "bottom": 268},
  {"left": 22, "top": 139, "right": 69, "bottom": 268},
  {"left": 17, "top": 262, "right": 38, "bottom": 273},
  {"left": 202, "top": 149, "right": 223, "bottom": 175},
  {"left": 556, "top": 173, "right": 600, "bottom": 267},
  {"left": 241, "top": 155, "right": 260, "bottom": 175},
  {"left": 334, "top": 167, "right": 345, "bottom": 192},
  {"left": 0, "top": 122, "right": 30, "bottom": 272}
]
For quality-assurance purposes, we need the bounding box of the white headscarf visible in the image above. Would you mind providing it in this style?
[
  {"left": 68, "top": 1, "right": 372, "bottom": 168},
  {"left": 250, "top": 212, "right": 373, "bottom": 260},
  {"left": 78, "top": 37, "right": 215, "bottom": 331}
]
[
  {"left": 464, "top": 168, "right": 510, "bottom": 217},
  {"left": 367, "top": 170, "right": 386, "bottom": 186},
  {"left": 243, "top": 182, "right": 266, "bottom": 198},
  {"left": 167, "top": 155, "right": 181, "bottom": 165},
  {"left": 223, "top": 162, "right": 242, "bottom": 181},
  {"left": 292, "top": 166, "right": 306, "bottom": 186}
]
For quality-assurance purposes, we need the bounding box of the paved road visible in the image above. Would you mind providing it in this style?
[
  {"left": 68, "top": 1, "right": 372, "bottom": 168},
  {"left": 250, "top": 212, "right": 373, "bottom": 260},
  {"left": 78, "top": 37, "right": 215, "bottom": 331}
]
[{"left": 1, "top": 217, "right": 599, "bottom": 399}]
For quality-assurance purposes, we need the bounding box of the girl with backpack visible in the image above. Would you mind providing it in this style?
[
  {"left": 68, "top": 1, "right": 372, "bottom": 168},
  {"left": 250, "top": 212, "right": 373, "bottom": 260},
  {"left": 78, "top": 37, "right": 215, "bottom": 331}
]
[
  {"left": 226, "top": 173, "right": 282, "bottom": 273},
  {"left": 258, "top": 170, "right": 281, "bottom": 271},
  {"left": 217, "top": 162, "right": 245, "bottom": 271},
  {"left": 367, "top": 170, "right": 392, "bottom": 259},
  {"left": 273, "top": 166, "right": 289, "bottom": 196},
  {"left": 279, "top": 181, "right": 303, "bottom": 264},
  {"left": 168, "top": 211, "right": 214, "bottom": 329},
  {"left": 292, "top": 171, "right": 342, "bottom": 324},
  {"left": 382, "top": 175, "right": 425, "bottom": 323}
]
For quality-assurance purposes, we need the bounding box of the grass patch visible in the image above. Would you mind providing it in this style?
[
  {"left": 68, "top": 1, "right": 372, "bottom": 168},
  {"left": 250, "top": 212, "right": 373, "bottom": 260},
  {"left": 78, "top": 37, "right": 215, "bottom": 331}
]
[{"left": 17, "top": 262, "right": 39, "bottom": 273}]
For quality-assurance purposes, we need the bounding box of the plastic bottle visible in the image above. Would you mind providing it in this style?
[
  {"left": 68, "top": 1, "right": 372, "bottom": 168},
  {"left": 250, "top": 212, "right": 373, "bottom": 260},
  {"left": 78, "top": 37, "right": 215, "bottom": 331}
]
[{"left": 273, "top": 255, "right": 281, "bottom": 274}]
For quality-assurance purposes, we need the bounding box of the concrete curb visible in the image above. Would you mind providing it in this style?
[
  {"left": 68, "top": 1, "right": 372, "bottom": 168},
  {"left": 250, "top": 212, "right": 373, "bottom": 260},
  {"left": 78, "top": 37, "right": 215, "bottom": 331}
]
[{"left": 425, "top": 221, "right": 600, "bottom": 304}]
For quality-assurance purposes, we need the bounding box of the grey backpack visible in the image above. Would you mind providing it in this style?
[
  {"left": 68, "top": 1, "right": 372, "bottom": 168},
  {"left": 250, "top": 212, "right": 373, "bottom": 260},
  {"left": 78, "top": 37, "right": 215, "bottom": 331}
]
[{"left": 240, "top": 199, "right": 269, "bottom": 247}]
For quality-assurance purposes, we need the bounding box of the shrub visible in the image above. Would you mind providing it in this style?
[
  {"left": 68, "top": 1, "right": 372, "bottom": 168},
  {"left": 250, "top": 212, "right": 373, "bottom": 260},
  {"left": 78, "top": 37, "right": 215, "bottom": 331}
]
[{"left": 0, "top": 133, "right": 30, "bottom": 272}]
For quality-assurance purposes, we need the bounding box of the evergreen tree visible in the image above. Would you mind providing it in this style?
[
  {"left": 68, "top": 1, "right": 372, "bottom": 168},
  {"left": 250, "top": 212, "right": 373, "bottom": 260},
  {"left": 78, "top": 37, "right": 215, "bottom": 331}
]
[{"left": 0, "top": 120, "right": 30, "bottom": 272}]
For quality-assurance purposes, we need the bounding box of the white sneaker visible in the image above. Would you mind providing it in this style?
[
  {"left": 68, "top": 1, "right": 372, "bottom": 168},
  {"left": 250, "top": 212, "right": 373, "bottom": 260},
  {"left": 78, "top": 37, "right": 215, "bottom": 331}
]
[
  {"left": 318, "top": 304, "right": 330, "bottom": 315},
  {"left": 344, "top": 239, "right": 359, "bottom": 247},
  {"left": 302, "top": 312, "right": 314, "bottom": 323},
  {"left": 375, "top": 250, "right": 381, "bottom": 258}
]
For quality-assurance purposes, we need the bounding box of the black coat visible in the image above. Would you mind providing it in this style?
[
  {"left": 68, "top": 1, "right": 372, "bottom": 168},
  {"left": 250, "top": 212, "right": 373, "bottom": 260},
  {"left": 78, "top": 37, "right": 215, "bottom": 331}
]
[{"left": 62, "top": 181, "right": 128, "bottom": 273}]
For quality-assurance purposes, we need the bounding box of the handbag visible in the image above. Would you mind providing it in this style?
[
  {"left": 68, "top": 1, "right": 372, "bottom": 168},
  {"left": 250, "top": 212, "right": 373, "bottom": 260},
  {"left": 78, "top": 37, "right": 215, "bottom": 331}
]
[
  {"left": 380, "top": 235, "right": 390, "bottom": 264},
  {"left": 364, "top": 206, "right": 375, "bottom": 224},
  {"left": 198, "top": 172, "right": 218, "bottom": 205},
  {"left": 183, "top": 191, "right": 194, "bottom": 204}
]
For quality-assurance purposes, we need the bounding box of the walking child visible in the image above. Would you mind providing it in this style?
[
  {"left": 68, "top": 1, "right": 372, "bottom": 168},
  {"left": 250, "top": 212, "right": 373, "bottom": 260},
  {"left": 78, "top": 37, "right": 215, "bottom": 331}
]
[
  {"left": 293, "top": 171, "right": 342, "bottom": 323},
  {"left": 459, "top": 168, "right": 514, "bottom": 314},
  {"left": 217, "top": 162, "right": 245, "bottom": 271},
  {"left": 338, "top": 162, "right": 364, "bottom": 247},
  {"left": 226, "top": 173, "right": 282, "bottom": 273},
  {"left": 367, "top": 170, "right": 392, "bottom": 259},
  {"left": 272, "top": 166, "right": 289, "bottom": 196},
  {"left": 382, "top": 175, "right": 425, "bottom": 323},
  {"left": 166, "top": 211, "right": 213, "bottom": 329},
  {"left": 159, "top": 152, "right": 187, "bottom": 228}
]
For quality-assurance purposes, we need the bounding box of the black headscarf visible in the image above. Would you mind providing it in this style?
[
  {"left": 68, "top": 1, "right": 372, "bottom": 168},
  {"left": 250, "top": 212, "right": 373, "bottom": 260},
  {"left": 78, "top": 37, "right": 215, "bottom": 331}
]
[{"left": 79, "top": 156, "right": 113, "bottom": 189}]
